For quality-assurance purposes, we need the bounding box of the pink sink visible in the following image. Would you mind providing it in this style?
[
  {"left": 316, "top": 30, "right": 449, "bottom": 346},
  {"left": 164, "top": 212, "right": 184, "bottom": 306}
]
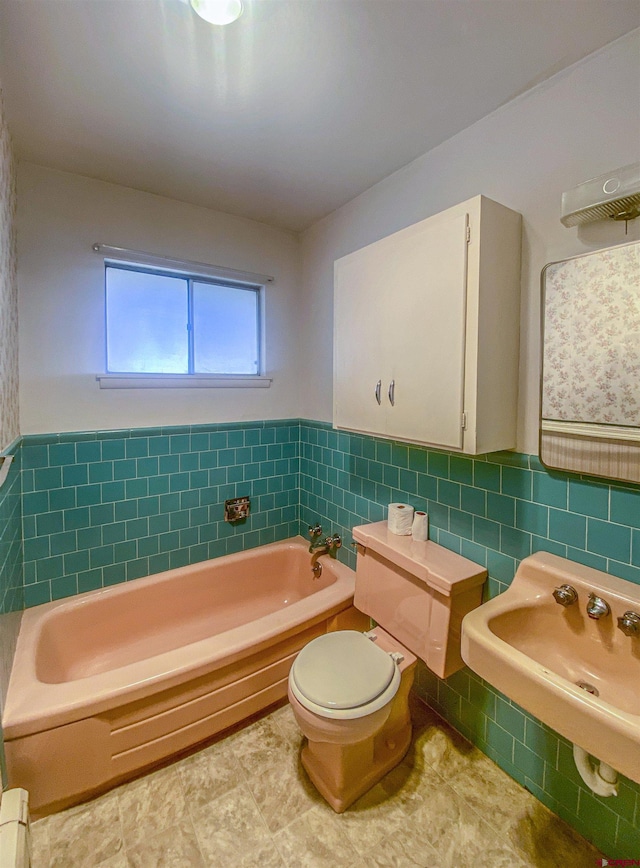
[{"left": 461, "top": 551, "right": 640, "bottom": 784}]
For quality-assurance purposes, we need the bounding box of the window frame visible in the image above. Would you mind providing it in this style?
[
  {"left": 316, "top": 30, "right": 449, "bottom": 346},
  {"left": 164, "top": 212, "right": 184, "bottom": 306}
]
[{"left": 97, "top": 254, "right": 271, "bottom": 390}]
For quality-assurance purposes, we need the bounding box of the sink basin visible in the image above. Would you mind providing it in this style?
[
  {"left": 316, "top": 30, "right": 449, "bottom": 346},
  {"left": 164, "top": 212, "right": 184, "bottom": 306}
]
[{"left": 461, "top": 551, "right": 640, "bottom": 783}]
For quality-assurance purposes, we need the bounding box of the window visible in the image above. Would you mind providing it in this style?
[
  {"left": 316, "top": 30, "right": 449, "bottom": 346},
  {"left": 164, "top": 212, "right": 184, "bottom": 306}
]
[{"left": 104, "top": 263, "right": 262, "bottom": 377}]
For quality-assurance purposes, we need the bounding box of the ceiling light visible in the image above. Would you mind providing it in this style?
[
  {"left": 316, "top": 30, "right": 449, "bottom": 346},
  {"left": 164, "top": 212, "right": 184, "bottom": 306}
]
[{"left": 190, "top": 0, "right": 243, "bottom": 25}]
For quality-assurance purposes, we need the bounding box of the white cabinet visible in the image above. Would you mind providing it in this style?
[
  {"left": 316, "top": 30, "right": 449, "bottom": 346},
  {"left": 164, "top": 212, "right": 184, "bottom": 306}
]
[{"left": 333, "top": 195, "right": 521, "bottom": 454}]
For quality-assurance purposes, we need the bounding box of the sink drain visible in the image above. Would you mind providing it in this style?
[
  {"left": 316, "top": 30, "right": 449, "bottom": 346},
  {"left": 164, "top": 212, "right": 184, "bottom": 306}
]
[{"left": 576, "top": 681, "right": 599, "bottom": 696}]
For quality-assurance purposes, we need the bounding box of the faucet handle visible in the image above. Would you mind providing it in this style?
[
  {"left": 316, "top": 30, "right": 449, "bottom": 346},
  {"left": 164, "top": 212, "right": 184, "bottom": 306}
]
[
  {"left": 586, "top": 593, "right": 610, "bottom": 620},
  {"left": 308, "top": 524, "right": 322, "bottom": 540},
  {"left": 553, "top": 584, "right": 578, "bottom": 607},
  {"left": 617, "top": 611, "right": 640, "bottom": 636}
]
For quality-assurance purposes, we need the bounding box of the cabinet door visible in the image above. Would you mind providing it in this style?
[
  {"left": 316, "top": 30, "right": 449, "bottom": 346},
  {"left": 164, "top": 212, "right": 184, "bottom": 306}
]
[
  {"left": 386, "top": 212, "right": 469, "bottom": 448},
  {"left": 334, "top": 249, "right": 387, "bottom": 435}
]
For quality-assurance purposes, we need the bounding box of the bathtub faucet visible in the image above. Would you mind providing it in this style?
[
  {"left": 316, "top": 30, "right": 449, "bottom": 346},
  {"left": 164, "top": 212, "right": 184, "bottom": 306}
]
[{"left": 308, "top": 525, "right": 342, "bottom": 556}]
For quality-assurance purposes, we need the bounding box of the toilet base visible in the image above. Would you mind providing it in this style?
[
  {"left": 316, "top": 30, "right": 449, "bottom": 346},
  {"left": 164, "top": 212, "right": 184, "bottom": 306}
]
[
  {"left": 300, "top": 715, "right": 412, "bottom": 813},
  {"left": 296, "top": 639, "right": 416, "bottom": 813}
]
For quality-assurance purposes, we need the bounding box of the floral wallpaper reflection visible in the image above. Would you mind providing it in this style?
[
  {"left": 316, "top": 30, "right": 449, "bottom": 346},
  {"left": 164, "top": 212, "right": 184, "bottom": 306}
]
[{"left": 542, "top": 241, "right": 640, "bottom": 428}]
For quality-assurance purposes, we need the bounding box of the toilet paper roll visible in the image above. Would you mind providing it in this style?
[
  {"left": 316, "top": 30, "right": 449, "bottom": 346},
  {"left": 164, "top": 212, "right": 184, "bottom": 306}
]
[
  {"left": 388, "top": 503, "right": 414, "bottom": 535},
  {"left": 411, "top": 511, "right": 429, "bottom": 541}
]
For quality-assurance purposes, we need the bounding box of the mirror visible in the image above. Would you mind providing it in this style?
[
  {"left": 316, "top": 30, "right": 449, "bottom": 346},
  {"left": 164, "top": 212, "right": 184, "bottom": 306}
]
[{"left": 540, "top": 239, "right": 640, "bottom": 484}]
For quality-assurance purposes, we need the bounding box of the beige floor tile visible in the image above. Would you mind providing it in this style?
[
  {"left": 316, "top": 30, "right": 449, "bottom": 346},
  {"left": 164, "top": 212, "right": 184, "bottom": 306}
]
[
  {"left": 26, "top": 699, "right": 603, "bottom": 868},
  {"left": 176, "top": 738, "right": 245, "bottom": 809},
  {"left": 505, "top": 800, "right": 603, "bottom": 868},
  {"left": 29, "top": 817, "right": 50, "bottom": 868},
  {"left": 403, "top": 781, "right": 521, "bottom": 868},
  {"left": 328, "top": 781, "right": 407, "bottom": 857},
  {"left": 273, "top": 805, "right": 364, "bottom": 868},
  {"left": 246, "top": 753, "right": 322, "bottom": 832},
  {"left": 46, "top": 790, "right": 124, "bottom": 868},
  {"left": 361, "top": 824, "right": 444, "bottom": 868},
  {"left": 126, "top": 819, "right": 204, "bottom": 867},
  {"left": 377, "top": 753, "right": 446, "bottom": 817},
  {"left": 190, "top": 782, "right": 272, "bottom": 864},
  {"left": 118, "top": 764, "right": 189, "bottom": 849},
  {"left": 232, "top": 840, "right": 287, "bottom": 867},
  {"left": 446, "top": 750, "right": 539, "bottom": 835},
  {"left": 95, "top": 854, "right": 131, "bottom": 868},
  {"left": 271, "top": 702, "right": 305, "bottom": 749},
  {"left": 229, "top": 716, "right": 296, "bottom": 778},
  {"left": 413, "top": 718, "right": 486, "bottom": 781}
]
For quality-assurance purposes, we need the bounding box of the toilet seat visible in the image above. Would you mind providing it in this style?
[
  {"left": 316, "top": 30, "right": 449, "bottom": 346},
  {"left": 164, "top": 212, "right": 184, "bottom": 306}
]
[{"left": 289, "top": 630, "right": 401, "bottom": 720}]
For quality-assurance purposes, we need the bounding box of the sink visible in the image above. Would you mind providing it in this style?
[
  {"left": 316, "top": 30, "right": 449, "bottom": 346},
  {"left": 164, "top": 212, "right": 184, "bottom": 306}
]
[{"left": 461, "top": 551, "right": 640, "bottom": 784}]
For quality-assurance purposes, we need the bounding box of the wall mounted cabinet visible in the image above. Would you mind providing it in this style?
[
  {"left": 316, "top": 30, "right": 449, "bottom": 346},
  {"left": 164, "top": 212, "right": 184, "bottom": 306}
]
[{"left": 333, "top": 195, "right": 522, "bottom": 454}]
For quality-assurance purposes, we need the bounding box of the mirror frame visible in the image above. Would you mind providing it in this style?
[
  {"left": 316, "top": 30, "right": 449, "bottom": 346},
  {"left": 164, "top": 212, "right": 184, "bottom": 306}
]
[{"left": 539, "top": 239, "right": 640, "bottom": 484}]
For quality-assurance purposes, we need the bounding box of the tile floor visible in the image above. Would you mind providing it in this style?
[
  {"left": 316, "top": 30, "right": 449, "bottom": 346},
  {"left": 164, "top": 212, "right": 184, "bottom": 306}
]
[{"left": 31, "top": 696, "right": 603, "bottom": 867}]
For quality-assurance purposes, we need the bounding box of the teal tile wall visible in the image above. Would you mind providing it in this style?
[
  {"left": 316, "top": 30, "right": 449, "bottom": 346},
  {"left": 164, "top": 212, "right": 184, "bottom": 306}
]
[
  {"left": 20, "top": 421, "right": 300, "bottom": 606},
  {"left": 298, "top": 419, "right": 640, "bottom": 856},
  {"left": 11, "top": 416, "right": 640, "bottom": 854},
  {"left": 0, "top": 440, "right": 23, "bottom": 789},
  {"left": 0, "top": 442, "right": 23, "bottom": 618}
]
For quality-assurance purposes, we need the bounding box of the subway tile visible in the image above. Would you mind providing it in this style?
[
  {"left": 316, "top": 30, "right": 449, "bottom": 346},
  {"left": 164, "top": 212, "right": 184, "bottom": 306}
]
[
  {"left": 460, "top": 484, "right": 486, "bottom": 517},
  {"left": 102, "top": 439, "right": 126, "bottom": 460},
  {"left": 51, "top": 574, "right": 78, "bottom": 601},
  {"left": 78, "top": 569, "right": 104, "bottom": 592},
  {"left": 49, "top": 487, "right": 76, "bottom": 511},
  {"left": 34, "top": 467, "right": 62, "bottom": 491},
  {"left": 548, "top": 508, "right": 587, "bottom": 549},
  {"left": 62, "top": 464, "right": 88, "bottom": 488},
  {"left": 76, "top": 441, "right": 102, "bottom": 463},
  {"left": 515, "top": 499, "right": 548, "bottom": 536},
  {"left": 486, "top": 492, "right": 515, "bottom": 526},
  {"left": 532, "top": 472, "right": 568, "bottom": 508},
  {"left": 36, "top": 511, "right": 64, "bottom": 536},
  {"left": 531, "top": 534, "right": 567, "bottom": 558},
  {"left": 428, "top": 452, "right": 449, "bottom": 479},
  {"left": 76, "top": 484, "right": 102, "bottom": 507},
  {"left": 88, "top": 462, "right": 114, "bottom": 484},
  {"left": 473, "top": 516, "right": 500, "bottom": 550},
  {"left": 610, "top": 487, "right": 640, "bottom": 528},
  {"left": 501, "top": 465, "right": 532, "bottom": 500},
  {"left": 473, "top": 461, "right": 500, "bottom": 492},
  {"left": 587, "top": 517, "right": 631, "bottom": 561},
  {"left": 24, "top": 582, "right": 51, "bottom": 607},
  {"left": 48, "top": 443, "right": 76, "bottom": 467},
  {"left": 568, "top": 479, "right": 609, "bottom": 520},
  {"left": 50, "top": 531, "right": 77, "bottom": 556}
]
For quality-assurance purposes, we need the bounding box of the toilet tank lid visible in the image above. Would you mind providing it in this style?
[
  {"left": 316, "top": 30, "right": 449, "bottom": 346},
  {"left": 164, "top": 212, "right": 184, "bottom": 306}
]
[{"left": 352, "top": 522, "right": 486, "bottom": 596}]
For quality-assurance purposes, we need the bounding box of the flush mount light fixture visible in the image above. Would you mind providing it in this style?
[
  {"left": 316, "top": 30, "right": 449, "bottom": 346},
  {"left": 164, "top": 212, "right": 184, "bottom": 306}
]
[{"left": 190, "top": 0, "right": 243, "bottom": 25}]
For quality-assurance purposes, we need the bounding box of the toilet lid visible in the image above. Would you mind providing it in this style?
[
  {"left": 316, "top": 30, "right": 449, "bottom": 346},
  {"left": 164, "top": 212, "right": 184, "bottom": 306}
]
[{"left": 291, "top": 631, "right": 396, "bottom": 710}]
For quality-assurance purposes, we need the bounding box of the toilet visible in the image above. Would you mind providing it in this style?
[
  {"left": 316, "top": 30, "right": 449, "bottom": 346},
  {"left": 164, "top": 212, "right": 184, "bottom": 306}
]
[{"left": 288, "top": 520, "right": 486, "bottom": 812}]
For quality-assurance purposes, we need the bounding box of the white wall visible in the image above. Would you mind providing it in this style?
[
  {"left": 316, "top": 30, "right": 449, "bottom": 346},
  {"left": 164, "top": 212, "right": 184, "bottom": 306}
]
[
  {"left": 299, "top": 31, "right": 640, "bottom": 455},
  {"left": 0, "top": 77, "right": 18, "bottom": 451},
  {"left": 17, "top": 164, "right": 301, "bottom": 434}
]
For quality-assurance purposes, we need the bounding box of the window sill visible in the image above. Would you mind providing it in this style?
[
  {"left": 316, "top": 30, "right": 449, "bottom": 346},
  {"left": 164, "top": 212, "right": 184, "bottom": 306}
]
[{"left": 96, "top": 374, "right": 272, "bottom": 390}]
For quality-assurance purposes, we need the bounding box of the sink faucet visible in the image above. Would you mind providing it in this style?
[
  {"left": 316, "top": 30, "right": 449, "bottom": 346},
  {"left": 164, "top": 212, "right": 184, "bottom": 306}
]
[
  {"left": 586, "top": 593, "right": 610, "bottom": 620},
  {"left": 308, "top": 524, "right": 342, "bottom": 556}
]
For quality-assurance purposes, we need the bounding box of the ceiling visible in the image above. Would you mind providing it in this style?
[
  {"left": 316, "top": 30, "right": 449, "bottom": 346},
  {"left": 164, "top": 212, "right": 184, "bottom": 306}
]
[{"left": 1, "top": 0, "right": 638, "bottom": 232}]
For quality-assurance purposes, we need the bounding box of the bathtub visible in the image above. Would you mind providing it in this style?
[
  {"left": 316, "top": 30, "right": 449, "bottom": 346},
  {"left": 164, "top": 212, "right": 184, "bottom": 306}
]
[{"left": 3, "top": 537, "right": 367, "bottom": 816}]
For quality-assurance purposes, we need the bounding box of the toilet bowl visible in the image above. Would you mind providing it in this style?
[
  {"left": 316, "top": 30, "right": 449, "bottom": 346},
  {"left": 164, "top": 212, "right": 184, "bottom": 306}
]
[
  {"left": 289, "top": 521, "right": 486, "bottom": 813},
  {"left": 288, "top": 628, "right": 417, "bottom": 812}
]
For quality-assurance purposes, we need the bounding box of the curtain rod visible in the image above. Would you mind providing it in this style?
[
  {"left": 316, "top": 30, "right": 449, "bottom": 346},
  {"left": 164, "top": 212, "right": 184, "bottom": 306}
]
[{"left": 92, "top": 243, "right": 275, "bottom": 285}]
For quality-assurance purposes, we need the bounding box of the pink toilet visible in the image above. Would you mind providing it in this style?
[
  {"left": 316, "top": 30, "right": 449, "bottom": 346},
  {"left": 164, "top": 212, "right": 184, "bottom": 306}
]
[{"left": 288, "top": 521, "right": 486, "bottom": 812}]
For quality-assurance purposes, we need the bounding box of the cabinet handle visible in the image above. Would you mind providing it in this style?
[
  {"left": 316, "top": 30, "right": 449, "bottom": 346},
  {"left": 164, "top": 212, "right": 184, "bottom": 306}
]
[
  {"left": 388, "top": 380, "right": 395, "bottom": 406},
  {"left": 375, "top": 380, "right": 382, "bottom": 405}
]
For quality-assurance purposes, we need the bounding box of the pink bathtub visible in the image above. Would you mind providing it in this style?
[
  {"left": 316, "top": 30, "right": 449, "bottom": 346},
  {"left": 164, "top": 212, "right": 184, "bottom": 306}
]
[{"left": 3, "top": 537, "right": 367, "bottom": 816}]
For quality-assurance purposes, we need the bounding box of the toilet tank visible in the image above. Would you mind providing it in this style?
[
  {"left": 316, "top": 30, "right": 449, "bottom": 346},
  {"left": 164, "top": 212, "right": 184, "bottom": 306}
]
[{"left": 352, "top": 522, "right": 486, "bottom": 678}]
